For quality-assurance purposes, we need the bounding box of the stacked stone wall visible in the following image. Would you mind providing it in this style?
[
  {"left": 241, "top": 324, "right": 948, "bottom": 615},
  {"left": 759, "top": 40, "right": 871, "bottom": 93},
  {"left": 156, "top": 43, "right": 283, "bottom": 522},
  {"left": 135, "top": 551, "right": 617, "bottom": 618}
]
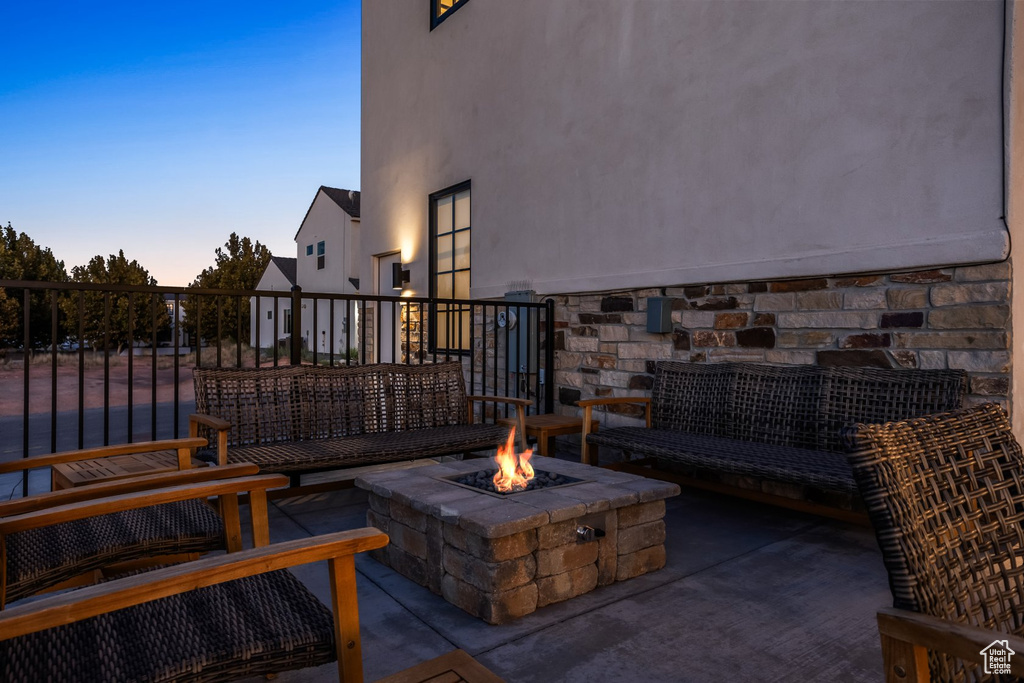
[{"left": 553, "top": 263, "right": 1011, "bottom": 428}]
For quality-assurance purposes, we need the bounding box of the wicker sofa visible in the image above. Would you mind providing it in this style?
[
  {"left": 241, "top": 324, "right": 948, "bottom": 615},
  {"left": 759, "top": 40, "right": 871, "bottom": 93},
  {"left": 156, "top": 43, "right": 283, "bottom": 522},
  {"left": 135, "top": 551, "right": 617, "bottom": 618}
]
[
  {"left": 191, "top": 361, "right": 527, "bottom": 485},
  {"left": 580, "top": 362, "right": 966, "bottom": 518}
]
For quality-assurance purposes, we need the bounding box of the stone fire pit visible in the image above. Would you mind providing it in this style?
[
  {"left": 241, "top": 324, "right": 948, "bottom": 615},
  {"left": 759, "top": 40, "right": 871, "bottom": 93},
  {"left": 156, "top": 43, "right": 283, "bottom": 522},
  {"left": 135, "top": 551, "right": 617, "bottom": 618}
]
[{"left": 355, "top": 456, "right": 679, "bottom": 624}]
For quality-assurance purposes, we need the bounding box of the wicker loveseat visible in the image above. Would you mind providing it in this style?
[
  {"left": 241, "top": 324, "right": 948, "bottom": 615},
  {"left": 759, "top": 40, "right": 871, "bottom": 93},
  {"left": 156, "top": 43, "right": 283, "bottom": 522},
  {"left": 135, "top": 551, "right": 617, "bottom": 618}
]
[
  {"left": 191, "top": 361, "right": 527, "bottom": 485},
  {"left": 581, "top": 362, "right": 966, "bottom": 518}
]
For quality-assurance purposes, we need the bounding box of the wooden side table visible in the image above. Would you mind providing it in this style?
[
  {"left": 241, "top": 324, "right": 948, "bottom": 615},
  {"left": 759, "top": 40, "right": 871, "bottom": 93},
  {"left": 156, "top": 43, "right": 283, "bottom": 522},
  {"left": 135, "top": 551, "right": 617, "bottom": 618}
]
[
  {"left": 52, "top": 450, "right": 205, "bottom": 490},
  {"left": 497, "top": 413, "right": 599, "bottom": 461}
]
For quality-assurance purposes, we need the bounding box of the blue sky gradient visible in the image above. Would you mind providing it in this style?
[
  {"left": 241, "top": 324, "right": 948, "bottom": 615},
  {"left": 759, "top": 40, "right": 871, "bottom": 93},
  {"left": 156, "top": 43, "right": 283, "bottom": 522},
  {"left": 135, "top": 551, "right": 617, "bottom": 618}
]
[{"left": 0, "top": 1, "right": 361, "bottom": 285}]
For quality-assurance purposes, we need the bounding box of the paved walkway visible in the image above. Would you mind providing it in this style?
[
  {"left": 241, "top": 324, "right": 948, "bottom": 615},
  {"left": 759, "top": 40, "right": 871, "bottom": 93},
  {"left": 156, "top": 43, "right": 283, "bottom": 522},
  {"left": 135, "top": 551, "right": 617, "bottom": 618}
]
[{"left": 259, "top": 481, "right": 889, "bottom": 682}]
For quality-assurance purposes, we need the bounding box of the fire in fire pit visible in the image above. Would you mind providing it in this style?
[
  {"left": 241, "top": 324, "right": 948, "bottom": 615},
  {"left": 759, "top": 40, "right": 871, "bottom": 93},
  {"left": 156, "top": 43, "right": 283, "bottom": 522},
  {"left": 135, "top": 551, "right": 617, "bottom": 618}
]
[
  {"left": 493, "top": 427, "right": 533, "bottom": 492},
  {"left": 451, "top": 468, "right": 581, "bottom": 495},
  {"left": 445, "top": 427, "right": 585, "bottom": 496}
]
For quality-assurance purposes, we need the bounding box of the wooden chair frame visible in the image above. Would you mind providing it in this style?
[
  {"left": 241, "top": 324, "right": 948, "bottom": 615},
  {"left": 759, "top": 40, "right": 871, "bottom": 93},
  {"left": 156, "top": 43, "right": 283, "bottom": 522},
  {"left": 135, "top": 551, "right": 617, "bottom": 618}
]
[
  {"left": 578, "top": 397, "right": 652, "bottom": 465},
  {"left": 878, "top": 607, "right": 1024, "bottom": 681},
  {"left": 0, "top": 436, "right": 208, "bottom": 491},
  {"left": 0, "top": 445, "right": 288, "bottom": 606},
  {"left": 0, "top": 529, "right": 389, "bottom": 683}
]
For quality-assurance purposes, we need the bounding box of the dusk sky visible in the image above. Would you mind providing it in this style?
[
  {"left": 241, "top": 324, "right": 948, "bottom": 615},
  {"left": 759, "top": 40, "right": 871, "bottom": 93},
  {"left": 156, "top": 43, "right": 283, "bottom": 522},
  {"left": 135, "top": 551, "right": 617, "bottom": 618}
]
[{"left": 0, "top": 1, "right": 361, "bottom": 286}]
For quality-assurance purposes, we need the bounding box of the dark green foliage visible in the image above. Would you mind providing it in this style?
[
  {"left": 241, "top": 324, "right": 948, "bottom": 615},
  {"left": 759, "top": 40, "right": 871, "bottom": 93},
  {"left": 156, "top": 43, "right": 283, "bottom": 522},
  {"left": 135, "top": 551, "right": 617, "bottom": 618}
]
[
  {"left": 183, "top": 233, "right": 272, "bottom": 343},
  {"left": 0, "top": 223, "right": 69, "bottom": 348},
  {"left": 61, "top": 251, "right": 166, "bottom": 353}
]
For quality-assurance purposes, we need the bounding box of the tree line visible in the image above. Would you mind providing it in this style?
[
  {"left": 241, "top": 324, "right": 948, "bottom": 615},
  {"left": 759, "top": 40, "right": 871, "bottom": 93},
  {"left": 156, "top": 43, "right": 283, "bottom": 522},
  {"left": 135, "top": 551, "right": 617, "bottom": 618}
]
[{"left": 0, "top": 223, "right": 271, "bottom": 352}]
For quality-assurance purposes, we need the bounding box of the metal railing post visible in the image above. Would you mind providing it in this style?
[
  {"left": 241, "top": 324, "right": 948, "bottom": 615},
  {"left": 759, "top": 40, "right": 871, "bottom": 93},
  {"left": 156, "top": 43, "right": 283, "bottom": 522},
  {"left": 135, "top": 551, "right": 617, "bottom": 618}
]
[
  {"left": 290, "top": 285, "right": 302, "bottom": 365},
  {"left": 545, "top": 297, "right": 555, "bottom": 414}
]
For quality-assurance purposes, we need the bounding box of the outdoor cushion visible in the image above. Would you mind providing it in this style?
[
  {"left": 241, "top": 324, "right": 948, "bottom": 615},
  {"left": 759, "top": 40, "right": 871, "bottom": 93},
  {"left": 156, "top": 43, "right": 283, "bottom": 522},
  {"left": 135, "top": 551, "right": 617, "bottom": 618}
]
[
  {"left": 223, "top": 423, "right": 509, "bottom": 473},
  {"left": 587, "top": 427, "right": 858, "bottom": 494},
  {"left": 5, "top": 499, "right": 225, "bottom": 604}
]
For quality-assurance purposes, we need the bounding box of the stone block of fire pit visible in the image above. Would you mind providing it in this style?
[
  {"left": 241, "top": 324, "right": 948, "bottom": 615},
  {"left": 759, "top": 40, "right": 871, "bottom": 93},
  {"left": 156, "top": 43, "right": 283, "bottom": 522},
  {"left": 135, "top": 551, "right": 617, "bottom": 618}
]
[{"left": 355, "top": 455, "right": 679, "bottom": 624}]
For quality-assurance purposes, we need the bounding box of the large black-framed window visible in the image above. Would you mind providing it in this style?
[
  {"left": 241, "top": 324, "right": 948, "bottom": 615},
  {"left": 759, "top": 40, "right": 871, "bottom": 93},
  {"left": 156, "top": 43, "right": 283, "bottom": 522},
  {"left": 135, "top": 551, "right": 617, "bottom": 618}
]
[
  {"left": 429, "top": 180, "right": 471, "bottom": 353},
  {"left": 431, "top": 0, "right": 469, "bottom": 30}
]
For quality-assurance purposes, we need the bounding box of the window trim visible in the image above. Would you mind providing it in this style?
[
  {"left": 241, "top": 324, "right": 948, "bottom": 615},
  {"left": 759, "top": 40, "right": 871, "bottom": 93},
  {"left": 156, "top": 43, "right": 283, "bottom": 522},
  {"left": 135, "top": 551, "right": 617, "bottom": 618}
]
[
  {"left": 428, "top": 179, "right": 471, "bottom": 354},
  {"left": 430, "top": 0, "right": 469, "bottom": 30}
]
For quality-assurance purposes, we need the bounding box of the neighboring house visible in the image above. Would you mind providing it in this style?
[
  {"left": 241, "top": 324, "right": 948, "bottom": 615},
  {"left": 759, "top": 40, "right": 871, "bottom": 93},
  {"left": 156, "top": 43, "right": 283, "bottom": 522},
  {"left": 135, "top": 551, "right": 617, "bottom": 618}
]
[
  {"left": 250, "top": 256, "right": 297, "bottom": 351},
  {"left": 295, "top": 186, "right": 361, "bottom": 356},
  {"left": 361, "top": 1, "right": 1024, "bottom": 429},
  {"left": 251, "top": 187, "right": 361, "bottom": 356}
]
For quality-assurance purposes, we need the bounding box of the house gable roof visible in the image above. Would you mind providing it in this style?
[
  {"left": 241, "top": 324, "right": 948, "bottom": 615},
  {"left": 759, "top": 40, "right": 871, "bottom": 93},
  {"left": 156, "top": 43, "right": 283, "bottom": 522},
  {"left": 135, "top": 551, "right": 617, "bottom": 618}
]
[
  {"left": 295, "top": 186, "right": 360, "bottom": 240},
  {"left": 269, "top": 256, "right": 297, "bottom": 286}
]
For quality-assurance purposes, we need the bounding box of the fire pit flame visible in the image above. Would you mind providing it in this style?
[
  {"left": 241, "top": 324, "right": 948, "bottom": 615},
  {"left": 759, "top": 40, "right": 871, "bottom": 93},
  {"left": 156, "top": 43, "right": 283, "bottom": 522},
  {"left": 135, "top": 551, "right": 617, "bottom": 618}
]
[{"left": 493, "top": 428, "right": 534, "bottom": 493}]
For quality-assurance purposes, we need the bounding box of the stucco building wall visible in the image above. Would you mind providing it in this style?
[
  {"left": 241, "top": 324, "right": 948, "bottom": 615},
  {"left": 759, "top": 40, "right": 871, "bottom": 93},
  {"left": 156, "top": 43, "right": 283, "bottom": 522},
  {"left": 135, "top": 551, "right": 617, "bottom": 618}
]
[{"left": 362, "top": 0, "right": 1008, "bottom": 300}]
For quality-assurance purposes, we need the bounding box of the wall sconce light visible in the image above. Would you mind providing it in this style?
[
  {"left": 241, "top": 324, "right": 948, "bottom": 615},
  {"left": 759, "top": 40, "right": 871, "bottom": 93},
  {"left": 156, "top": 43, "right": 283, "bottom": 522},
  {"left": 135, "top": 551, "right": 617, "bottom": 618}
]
[{"left": 392, "top": 262, "right": 411, "bottom": 290}]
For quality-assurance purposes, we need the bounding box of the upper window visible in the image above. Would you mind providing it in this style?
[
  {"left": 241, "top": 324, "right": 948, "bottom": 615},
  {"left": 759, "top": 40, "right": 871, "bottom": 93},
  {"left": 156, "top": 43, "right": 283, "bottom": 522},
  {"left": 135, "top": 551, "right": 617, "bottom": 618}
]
[
  {"left": 306, "top": 244, "right": 313, "bottom": 256},
  {"left": 429, "top": 181, "right": 471, "bottom": 352},
  {"left": 431, "top": 0, "right": 468, "bottom": 30},
  {"left": 316, "top": 241, "right": 326, "bottom": 270}
]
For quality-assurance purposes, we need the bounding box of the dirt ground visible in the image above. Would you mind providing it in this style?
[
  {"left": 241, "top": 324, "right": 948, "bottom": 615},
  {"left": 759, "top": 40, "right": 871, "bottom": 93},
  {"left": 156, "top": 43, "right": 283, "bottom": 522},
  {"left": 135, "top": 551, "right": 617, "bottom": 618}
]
[{"left": 0, "top": 358, "right": 196, "bottom": 416}]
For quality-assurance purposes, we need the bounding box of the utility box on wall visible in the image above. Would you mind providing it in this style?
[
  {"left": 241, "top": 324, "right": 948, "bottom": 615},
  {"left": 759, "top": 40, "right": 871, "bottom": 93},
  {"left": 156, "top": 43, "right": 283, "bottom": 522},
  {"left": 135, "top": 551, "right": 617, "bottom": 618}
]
[{"left": 646, "top": 297, "right": 674, "bottom": 334}]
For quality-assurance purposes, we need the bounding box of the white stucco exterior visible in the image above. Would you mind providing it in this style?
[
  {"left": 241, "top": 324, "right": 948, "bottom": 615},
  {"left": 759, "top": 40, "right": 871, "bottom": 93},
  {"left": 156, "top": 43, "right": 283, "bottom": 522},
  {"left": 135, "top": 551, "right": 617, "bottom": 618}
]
[
  {"left": 295, "top": 188, "right": 361, "bottom": 297},
  {"left": 249, "top": 258, "right": 294, "bottom": 350},
  {"left": 258, "top": 186, "right": 361, "bottom": 357},
  {"left": 361, "top": 0, "right": 1009, "bottom": 299}
]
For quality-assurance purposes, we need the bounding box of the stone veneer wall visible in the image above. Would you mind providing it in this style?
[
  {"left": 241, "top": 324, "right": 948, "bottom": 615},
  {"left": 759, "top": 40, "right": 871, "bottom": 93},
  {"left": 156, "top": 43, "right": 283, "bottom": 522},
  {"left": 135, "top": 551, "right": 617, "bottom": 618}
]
[{"left": 553, "top": 262, "right": 1011, "bottom": 430}]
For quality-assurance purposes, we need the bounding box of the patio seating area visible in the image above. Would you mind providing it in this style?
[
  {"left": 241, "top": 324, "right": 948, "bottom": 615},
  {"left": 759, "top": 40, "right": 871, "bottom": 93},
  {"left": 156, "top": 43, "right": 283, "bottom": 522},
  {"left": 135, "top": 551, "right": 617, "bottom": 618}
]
[{"left": 250, "top": 448, "right": 891, "bottom": 682}]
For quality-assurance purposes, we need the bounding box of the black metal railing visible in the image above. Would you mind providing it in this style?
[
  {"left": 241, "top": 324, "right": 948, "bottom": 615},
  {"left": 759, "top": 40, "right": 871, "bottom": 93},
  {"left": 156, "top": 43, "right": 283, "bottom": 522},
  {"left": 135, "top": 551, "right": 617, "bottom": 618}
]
[{"left": 0, "top": 279, "right": 555, "bottom": 497}]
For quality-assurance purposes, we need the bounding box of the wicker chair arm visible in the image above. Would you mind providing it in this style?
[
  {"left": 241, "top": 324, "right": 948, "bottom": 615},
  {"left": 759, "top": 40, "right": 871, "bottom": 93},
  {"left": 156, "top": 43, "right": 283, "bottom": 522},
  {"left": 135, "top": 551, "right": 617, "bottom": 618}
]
[
  {"left": 0, "top": 528, "right": 389, "bottom": 641},
  {"left": 576, "top": 397, "right": 653, "bottom": 447},
  {"left": 466, "top": 396, "right": 530, "bottom": 451},
  {"left": 189, "top": 413, "right": 232, "bottom": 431},
  {"left": 189, "top": 413, "right": 232, "bottom": 466},
  {"left": 0, "top": 438, "right": 208, "bottom": 476},
  {"left": 0, "top": 463, "right": 260, "bottom": 518},
  {"left": 576, "top": 397, "right": 652, "bottom": 407},
  {"left": 466, "top": 395, "right": 533, "bottom": 407},
  {"left": 877, "top": 607, "right": 1024, "bottom": 678},
  {"left": 0, "top": 473, "right": 288, "bottom": 536}
]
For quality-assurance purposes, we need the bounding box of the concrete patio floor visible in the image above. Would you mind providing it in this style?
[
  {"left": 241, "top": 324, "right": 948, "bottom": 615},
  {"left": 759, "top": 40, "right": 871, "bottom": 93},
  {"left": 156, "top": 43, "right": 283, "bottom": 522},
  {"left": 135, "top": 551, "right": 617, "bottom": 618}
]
[{"left": 258, "top": 464, "right": 891, "bottom": 682}]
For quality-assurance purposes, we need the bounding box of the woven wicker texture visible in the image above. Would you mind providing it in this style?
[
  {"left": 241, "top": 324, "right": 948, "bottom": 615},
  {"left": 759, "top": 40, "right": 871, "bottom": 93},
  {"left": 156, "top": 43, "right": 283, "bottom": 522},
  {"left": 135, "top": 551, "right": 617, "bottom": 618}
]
[
  {"left": 727, "top": 364, "right": 823, "bottom": 449},
  {"left": 844, "top": 403, "right": 1024, "bottom": 683},
  {"left": 194, "top": 362, "right": 507, "bottom": 473},
  {"left": 226, "top": 424, "right": 508, "bottom": 473},
  {"left": 0, "top": 569, "right": 335, "bottom": 683},
  {"left": 5, "top": 499, "right": 225, "bottom": 604},
  {"left": 587, "top": 427, "right": 858, "bottom": 493},
  {"left": 819, "top": 367, "right": 967, "bottom": 452},
  {"left": 193, "top": 365, "right": 307, "bottom": 447},
  {"left": 588, "top": 362, "right": 965, "bottom": 495},
  {"left": 651, "top": 361, "right": 734, "bottom": 436}
]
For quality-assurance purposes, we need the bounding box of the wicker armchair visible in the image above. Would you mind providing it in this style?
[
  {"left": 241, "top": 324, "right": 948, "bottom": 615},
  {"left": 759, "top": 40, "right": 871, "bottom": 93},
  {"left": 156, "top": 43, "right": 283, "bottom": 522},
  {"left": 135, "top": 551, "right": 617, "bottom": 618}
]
[
  {"left": 0, "top": 529, "right": 389, "bottom": 682},
  {"left": 844, "top": 403, "right": 1024, "bottom": 681},
  {"left": 0, "top": 440, "right": 286, "bottom": 606}
]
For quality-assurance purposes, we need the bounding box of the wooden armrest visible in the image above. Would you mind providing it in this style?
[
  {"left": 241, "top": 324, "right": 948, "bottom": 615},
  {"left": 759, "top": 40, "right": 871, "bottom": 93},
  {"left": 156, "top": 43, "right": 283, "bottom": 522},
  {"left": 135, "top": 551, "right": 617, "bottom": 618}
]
[
  {"left": 0, "top": 528, "right": 389, "bottom": 640},
  {"left": 0, "top": 438, "right": 208, "bottom": 476},
  {"left": 188, "top": 413, "right": 232, "bottom": 431},
  {"left": 577, "top": 397, "right": 652, "bottom": 463},
  {"left": 576, "top": 397, "right": 652, "bottom": 407},
  {"left": 189, "top": 414, "right": 232, "bottom": 466},
  {"left": 466, "top": 396, "right": 530, "bottom": 451},
  {"left": 0, "top": 463, "right": 260, "bottom": 518},
  {"left": 0, "top": 474, "right": 289, "bottom": 535},
  {"left": 878, "top": 607, "right": 1024, "bottom": 679},
  {"left": 466, "top": 395, "right": 533, "bottom": 407}
]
